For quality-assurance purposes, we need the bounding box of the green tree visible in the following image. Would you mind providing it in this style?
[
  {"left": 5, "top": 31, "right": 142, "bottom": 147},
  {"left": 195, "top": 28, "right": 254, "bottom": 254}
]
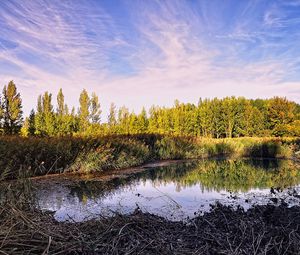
[
  {"left": 250, "top": 99, "right": 268, "bottom": 134},
  {"left": 55, "top": 89, "right": 78, "bottom": 135},
  {"left": 108, "top": 103, "right": 117, "bottom": 132},
  {"left": 148, "top": 106, "right": 159, "bottom": 133},
  {"left": 220, "top": 97, "right": 248, "bottom": 138},
  {"left": 78, "top": 89, "right": 90, "bottom": 132},
  {"left": 56, "top": 88, "right": 65, "bottom": 116},
  {"left": 241, "top": 103, "right": 264, "bottom": 136},
  {"left": 209, "top": 98, "right": 224, "bottom": 138},
  {"left": 2, "top": 81, "right": 23, "bottom": 134},
  {"left": 28, "top": 109, "right": 36, "bottom": 135},
  {"left": 267, "top": 97, "right": 295, "bottom": 136},
  {"left": 173, "top": 100, "right": 183, "bottom": 135},
  {"left": 68, "top": 107, "right": 80, "bottom": 134},
  {"left": 198, "top": 99, "right": 213, "bottom": 137},
  {"left": 128, "top": 112, "right": 138, "bottom": 134},
  {"left": 287, "top": 120, "right": 300, "bottom": 136},
  {"left": 136, "top": 107, "right": 148, "bottom": 133},
  {"left": 34, "top": 95, "right": 44, "bottom": 136},
  {"left": 90, "top": 92, "right": 101, "bottom": 123},
  {"left": 232, "top": 98, "right": 251, "bottom": 137},
  {"left": 42, "top": 92, "right": 55, "bottom": 136},
  {"left": 34, "top": 92, "right": 55, "bottom": 136},
  {"left": 118, "top": 106, "right": 130, "bottom": 134},
  {"left": 20, "top": 117, "right": 30, "bottom": 137}
]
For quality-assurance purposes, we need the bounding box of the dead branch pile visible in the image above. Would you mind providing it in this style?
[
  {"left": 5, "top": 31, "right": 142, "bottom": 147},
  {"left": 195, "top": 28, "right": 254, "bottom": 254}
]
[{"left": 1, "top": 202, "right": 300, "bottom": 254}]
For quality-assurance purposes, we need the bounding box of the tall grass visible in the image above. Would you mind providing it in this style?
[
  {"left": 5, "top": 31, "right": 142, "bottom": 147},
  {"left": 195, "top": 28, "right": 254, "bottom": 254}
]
[{"left": 0, "top": 135, "right": 299, "bottom": 180}]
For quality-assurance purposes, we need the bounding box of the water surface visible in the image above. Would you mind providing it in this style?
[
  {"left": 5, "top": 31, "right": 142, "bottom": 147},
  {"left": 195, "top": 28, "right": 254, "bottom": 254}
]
[{"left": 35, "top": 158, "right": 300, "bottom": 221}]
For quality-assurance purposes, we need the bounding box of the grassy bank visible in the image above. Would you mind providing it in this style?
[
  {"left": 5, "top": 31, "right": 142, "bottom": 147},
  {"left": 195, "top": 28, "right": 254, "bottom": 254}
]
[{"left": 0, "top": 135, "right": 299, "bottom": 180}]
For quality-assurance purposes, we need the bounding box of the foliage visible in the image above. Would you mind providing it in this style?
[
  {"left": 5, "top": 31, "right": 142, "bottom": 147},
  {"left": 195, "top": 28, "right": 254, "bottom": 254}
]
[
  {"left": 1, "top": 81, "right": 23, "bottom": 134},
  {"left": 78, "top": 89, "right": 90, "bottom": 132},
  {"left": 0, "top": 81, "right": 299, "bottom": 137},
  {"left": 90, "top": 92, "right": 101, "bottom": 124},
  {"left": 267, "top": 97, "right": 295, "bottom": 132}
]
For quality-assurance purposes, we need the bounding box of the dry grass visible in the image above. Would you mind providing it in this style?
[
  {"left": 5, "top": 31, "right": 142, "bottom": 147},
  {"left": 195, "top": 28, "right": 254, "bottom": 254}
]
[{"left": 1, "top": 202, "right": 300, "bottom": 254}]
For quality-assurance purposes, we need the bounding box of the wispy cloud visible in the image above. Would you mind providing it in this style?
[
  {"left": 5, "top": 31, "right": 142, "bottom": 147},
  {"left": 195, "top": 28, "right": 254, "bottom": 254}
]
[
  {"left": 0, "top": 0, "right": 299, "bottom": 118},
  {"left": 100, "top": 1, "right": 296, "bottom": 102}
]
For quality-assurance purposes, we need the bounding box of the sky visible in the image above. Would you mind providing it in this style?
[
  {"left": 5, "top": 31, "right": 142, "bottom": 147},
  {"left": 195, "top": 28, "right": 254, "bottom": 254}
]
[{"left": 1, "top": 0, "right": 300, "bottom": 119}]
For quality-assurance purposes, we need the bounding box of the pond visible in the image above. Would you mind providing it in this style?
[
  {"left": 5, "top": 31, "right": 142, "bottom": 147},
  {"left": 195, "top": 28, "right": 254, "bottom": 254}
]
[{"left": 29, "top": 158, "right": 300, "bottom": 221}]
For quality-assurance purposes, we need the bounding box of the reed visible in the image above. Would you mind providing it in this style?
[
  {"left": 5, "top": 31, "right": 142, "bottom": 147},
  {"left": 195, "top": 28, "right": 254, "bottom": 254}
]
[{"left": 0, "top": 135, "right": 299, "bottom": 180}]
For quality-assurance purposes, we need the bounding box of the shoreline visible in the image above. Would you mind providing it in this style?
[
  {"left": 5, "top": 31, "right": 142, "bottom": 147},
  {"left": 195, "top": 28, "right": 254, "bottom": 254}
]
[
  {"left": 0, "top": 156, "right": 298, "bottom": 192},
  {"left": 26, "top": 156, "right": 300, "bottom": 184},
  {"left": 1, "top": 201, "right": 300, "bottom": 254},
  {"left": 1, "top": 135, "right": 299, "bottom": 181}
]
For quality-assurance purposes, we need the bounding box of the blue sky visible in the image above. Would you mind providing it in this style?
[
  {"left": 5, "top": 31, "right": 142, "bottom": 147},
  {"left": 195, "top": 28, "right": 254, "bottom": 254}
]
[{"left": 1, "top": 0, "right": 300, "bottom": 118}]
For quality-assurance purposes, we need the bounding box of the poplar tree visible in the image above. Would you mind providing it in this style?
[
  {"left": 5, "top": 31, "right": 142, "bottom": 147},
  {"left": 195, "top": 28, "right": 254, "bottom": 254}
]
[
  {"left": 173, "top": 100, "right": 183, "bottom": 135},
  {"left": 79, "top": 89, "right": 90, "bottom": 132},
  {"left": 198, "top": 99, "right": 213, "bottom": 137},
  {"left": 137, "top": 107, "right": 148, "bottom": 133},
  {"left": 34, "top": 92, "right": 55, "bottom": 136},
  {"left": 69, "top": 106, "right": 79, "bottom": 134},
  {"left": 57, "top": 88, "right": 65, "bottom": 116},
  {"left": 108, "top": 103, "right": 117, "bottom": 132},
  {"left": 34, "top": 95, "right": 44, "bottom": 135},
  {"left": 42, "top": 92, "right": 55, "bottom": 136},
  {"left": 56, "top": 88, "right": 64, "bottom": 135},
  {"left": 221, "top": 97, "right": 243, "bottom": 138},
  {"left": 90, "top": 92, "right": 101, "bottom": 123},
  {"left": 2, "top": 81, "right": 23, "bottom": 134},
  {"left": 183, "top": 103, "right": 197, "bottom": 136},
  {"left": 148, "top": 106, "right": 159, "bottom": 133},
  {"left": 2, "top": 86, "right": 299, "bottom": 138},
  {"left": 21, "top": 109, "right": 36, "bottom": 137},
  {"left": 210, "top": 98, "right": 224, "bottom": 138},
  {"left": 118, "top": 106, "right": 130, "bottom": 134},
  {"left": 20, "top": 117, "right": 30, "bottom": 137},
  {"left": 128, "top": 112, "right": 138, "bottom": 134}
]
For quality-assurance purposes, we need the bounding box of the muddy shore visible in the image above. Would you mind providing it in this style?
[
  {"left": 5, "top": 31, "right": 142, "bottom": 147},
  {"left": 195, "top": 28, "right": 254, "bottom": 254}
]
[{"left": 1, "top": 202, "right": 300, "bottom": 255}]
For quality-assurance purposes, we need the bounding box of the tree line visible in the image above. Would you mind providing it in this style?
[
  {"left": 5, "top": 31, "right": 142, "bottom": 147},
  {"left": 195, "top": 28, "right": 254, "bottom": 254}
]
[{"left": 0, "top": 81, "right": 299, "bottom": 137}]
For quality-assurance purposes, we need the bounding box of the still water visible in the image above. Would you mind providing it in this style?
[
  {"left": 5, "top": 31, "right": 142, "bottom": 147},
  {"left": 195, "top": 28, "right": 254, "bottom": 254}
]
[{"left": 35, "top": 158, "right": 300, "bottom": 222}]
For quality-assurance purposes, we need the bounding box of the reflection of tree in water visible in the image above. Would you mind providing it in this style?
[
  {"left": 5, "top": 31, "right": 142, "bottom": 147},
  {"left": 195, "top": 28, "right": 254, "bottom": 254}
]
[
  {"left": 132, "top": 159, "right": 300, "bottom": 192},
  {"left": 67, "top": 162, "right": 198, "bottom": 202},
  {"left": 68, "top": 178, "right": 139, "bottom": 203},
  {"left": 67, "top": 159, "right": 300, "bottom": 202},
  {"left": 181, "top": 159, "right": 300, "bottom": 192}
]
